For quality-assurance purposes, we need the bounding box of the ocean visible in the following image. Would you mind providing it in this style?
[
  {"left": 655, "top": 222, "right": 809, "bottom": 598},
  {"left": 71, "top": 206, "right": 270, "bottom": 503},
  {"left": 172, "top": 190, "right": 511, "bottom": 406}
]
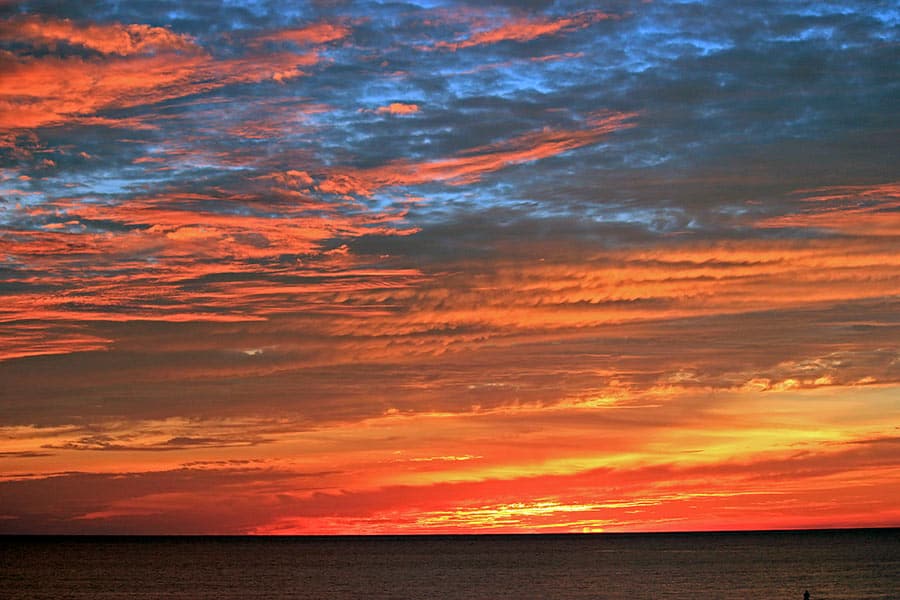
[{"left": 2, "top": 529, "right": 897, "bottom": 599}]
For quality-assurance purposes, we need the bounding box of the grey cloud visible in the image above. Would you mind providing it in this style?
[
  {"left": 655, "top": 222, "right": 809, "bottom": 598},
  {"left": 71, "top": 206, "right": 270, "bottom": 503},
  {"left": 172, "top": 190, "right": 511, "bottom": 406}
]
[
  {"left": 0, "top": 466, "right": 316, "bottom": 533},
  {"left": 7, "top": 0, "right": 895, "bottom": 238},
  {"left": 1, "top": 1, "right": 897, "bottom": 536},
  {"left": 1, "top": 296, "right": 896, "bottom": 428},
  {"left": 41, "top": 433, "right": 271, "bottom": 452}
]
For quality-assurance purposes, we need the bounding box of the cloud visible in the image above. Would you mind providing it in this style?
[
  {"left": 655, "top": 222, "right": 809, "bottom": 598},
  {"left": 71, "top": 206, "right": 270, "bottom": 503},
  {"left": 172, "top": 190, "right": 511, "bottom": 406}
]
[
  {"left": 318, "top": 111, "right": 637, "bottom": 196},
  {"left": 431, "top": 10, "right": 615, "bottom": 50},
  {"left": 0, "top": 324, "right": 112, "bottom": 362},
  {"left": 0, "top": 24, "right": 322, "bottom": 129},
  {"left": 0, "top": 15, "right": 199, "bottom": 55},
  {"left": 0, "top": 0, "right": 897, "bottom": 534},
  {"left": 248, "top": 431, "right": 900, "bottom": 533},
  {"left": 42, "top": 433, "right": 270, "bottom": 452},
  {"left": 6, "top": 425, "right": 898, "bottom": 534},
  {"left": 375, "top": 102, "right": 420, "bottom": 115},
  {"left": 755, "top": 182, "right": 900, "bottom": 235},
  {"left": 254, "top": 21, "right": 351, "bottom": 46},
  {"left": 0, "top": 466, "right": 307, "bottom": 533}
]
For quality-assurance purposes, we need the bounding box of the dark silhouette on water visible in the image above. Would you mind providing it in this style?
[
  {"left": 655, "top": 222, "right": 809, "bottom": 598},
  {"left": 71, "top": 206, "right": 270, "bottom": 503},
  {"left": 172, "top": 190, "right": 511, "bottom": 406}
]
[{"left": 804, "top": 591, "right": 810, "bottom": 600}]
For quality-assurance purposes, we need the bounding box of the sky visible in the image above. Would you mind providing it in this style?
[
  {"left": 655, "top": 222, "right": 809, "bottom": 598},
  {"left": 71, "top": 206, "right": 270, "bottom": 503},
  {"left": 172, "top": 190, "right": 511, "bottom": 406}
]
[{"left": 0, "top": 0, "right": 898, "bottom": 535}]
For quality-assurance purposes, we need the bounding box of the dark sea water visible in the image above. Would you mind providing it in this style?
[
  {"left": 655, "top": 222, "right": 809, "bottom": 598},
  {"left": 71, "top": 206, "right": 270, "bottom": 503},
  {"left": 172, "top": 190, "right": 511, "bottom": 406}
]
[{"left": 2, "top": 529, "right": 898, "bottom": 599}]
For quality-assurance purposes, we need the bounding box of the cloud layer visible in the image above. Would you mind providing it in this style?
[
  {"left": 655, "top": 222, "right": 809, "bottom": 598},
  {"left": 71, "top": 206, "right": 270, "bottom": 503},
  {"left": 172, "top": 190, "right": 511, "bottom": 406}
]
[{"left": 1, "top": 0, "right": 898, "bottom": 533}]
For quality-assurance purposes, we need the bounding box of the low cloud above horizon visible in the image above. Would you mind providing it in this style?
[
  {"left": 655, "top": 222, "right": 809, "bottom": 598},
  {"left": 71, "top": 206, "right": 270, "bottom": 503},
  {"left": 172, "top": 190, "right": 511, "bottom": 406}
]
[{"left": 1, "top": 0, "right": 898, "bottom": 534}]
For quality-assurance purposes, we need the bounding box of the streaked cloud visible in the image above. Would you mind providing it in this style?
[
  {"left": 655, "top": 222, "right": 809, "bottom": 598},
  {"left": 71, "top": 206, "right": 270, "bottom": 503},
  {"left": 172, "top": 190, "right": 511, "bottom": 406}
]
[
  {"left": 1, "top": 0, "right": 897, "bottom": 533},
  {"left": 318, "top": 111, "right": 637, "bottom": 196},
  {"left": 431, "top": 9, "right": 615, "bottom": 50},
  {"left": 253, "top": 22, "right": 351, "bottom": 46},
  {"left": 0, "top": 15, "right": 198, "bottom": 55}
]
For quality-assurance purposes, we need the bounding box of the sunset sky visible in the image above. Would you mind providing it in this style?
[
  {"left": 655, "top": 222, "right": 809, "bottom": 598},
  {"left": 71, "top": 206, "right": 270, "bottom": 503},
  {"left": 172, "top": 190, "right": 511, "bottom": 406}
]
[{"left": 1, "top": 0, "right": 898, "bottom": 534}]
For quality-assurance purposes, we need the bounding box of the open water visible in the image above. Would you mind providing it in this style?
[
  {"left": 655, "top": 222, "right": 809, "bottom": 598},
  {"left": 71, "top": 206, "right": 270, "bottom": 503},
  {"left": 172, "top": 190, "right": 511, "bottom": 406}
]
[{"left": 2, "top": 529, "right": 898, "bottom": 599}]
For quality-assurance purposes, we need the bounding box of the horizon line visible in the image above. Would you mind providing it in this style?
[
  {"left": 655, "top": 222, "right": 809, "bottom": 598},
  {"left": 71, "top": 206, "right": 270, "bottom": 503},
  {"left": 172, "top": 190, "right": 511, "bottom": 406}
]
[{"left": 3, "top": 526, "right": 898, "bottom": 538}]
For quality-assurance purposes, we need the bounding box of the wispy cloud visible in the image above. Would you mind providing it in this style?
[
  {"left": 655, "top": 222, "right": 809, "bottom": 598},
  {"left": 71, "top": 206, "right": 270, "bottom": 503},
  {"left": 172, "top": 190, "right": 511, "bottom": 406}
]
[
  {"left": 0, "top": 0, "right": 897, "bottom": 534},
  {"left": 253, "top": 22, "right": 351, "bottom": 46},
  {"left": 0, "top": 15, "right": 199, "bottom": 55},
  {"left": 318, "top": 111, "right": 637, "bottom": 195},
  {"left": 430, "top": 9, "right": 615, "bottom": 50}
]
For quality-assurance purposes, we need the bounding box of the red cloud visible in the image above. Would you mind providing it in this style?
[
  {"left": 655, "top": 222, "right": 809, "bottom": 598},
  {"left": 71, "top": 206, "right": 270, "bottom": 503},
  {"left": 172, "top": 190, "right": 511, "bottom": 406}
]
[
  {"left": 756, "top": 181, "right": 900, "bottom": 235},
  {"left": 434, "top": 10, "right": 614, "bottom": 50},
  {"left": 0, "top": 324, "right": 112, "bottom": 361},
  {"left": 5, "top": 427, "right": 896, "bottom": 534},
  {"left": 0, "top": 49, "right": 320, "bottom": 129},
  {"left": 319, "top": 111, "right": 638, "bottom": 196},
  {"left": 254, "top": 22, "right": 351, "bottom": 45},
  {"left": 0, "top": 15, "right": 198, "bottom": 56},
  {"left": 376, "top": 102, "right": 420, "bottom": 115},
  {"left": 0, "top": 185, "right": 422, "bottom": 359}
]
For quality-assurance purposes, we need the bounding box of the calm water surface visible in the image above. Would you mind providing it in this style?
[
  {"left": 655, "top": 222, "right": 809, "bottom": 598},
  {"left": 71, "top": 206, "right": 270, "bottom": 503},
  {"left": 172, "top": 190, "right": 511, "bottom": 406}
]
[{"left": 2, "top": 529, "right": 898, "bottom": 599}]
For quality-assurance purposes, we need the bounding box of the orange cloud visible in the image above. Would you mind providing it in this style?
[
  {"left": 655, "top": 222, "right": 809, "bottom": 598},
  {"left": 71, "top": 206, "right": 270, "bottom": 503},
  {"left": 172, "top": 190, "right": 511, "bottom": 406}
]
[
  {"left": 376, "top": 102, "right": 420, "bottom": 115},
  {"left": 8, "top": 401, "right": 894, "bottom": 533},
  {"left": 0, "top": 44, "right": 319, "bottom": 129},
  {"left": 0, "top": 325, "right": 112, "bottom": 361},
  {"left": 4, "top": 180, "right": 897, "bottom": 369},
  {"left": 0, "top": 15, "right": 198, "bottom": 55},
  {"left": 318, "top": 111, "right": 637, "bottom": 196},
  {"left": 434, "top": 10, "right": 614, "bottom": 50},
  {"left": 314, "top": 235, "right": 900, "bottom": 343},
  {"left": 756, "top": 181, "right": 900, "bottom": 235},
  {"left": 2, "top": 2, "right": 897, "bottom": 539},
  {"left": 0, "top": 184, "right": 423, "bottom": 360},
  {"left": 254, "top": 22, "right": 351, "bottom": 45}
]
